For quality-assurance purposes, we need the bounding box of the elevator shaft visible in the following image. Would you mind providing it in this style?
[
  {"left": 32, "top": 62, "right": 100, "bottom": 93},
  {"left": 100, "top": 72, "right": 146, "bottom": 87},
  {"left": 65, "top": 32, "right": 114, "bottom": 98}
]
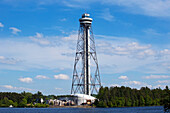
[{"left": 83, "top": 25, "right": 91, "bottom": 95}]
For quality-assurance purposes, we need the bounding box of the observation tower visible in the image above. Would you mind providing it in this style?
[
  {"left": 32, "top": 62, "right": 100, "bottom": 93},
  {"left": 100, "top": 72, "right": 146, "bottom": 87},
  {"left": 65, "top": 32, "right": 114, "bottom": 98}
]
[{"left": 71, "top": 13, "right": 101, "bottom": 95}]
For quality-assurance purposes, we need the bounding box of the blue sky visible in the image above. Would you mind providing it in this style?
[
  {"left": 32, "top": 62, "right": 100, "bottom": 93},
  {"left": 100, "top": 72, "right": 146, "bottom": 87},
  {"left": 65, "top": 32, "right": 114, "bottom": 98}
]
[{"left": 0, "top": 0, "right": 170, "bottom": 95}]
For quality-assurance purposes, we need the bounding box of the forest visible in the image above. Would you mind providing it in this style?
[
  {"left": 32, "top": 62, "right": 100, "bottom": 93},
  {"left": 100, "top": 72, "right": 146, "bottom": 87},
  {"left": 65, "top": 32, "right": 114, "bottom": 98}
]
[
  {"left": 0, "top": 91, "right": 55, "bottom": 107},
  {"left": 94, "top": 86, "right": 170, "bottom": 107}
]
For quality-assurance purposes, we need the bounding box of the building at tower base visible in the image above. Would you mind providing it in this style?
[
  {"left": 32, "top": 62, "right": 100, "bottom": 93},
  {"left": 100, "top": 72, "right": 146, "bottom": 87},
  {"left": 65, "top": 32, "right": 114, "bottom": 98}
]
[{"left": 57, "top": 94, "right": 96, "bottom": 105}]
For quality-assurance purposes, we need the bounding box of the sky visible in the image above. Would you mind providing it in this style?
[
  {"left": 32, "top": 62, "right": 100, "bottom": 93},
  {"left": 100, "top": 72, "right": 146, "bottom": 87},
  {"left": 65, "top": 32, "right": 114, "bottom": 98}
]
[{"left": 0, "top": 0, "right": 170, "bottom": 95}]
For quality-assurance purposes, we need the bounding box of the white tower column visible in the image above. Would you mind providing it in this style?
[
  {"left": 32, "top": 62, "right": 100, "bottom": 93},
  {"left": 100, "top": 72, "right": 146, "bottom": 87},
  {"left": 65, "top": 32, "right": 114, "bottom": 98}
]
[
  {"left": 86, "top": 26, "right": 91, "bottom": 95},
  {"left": 83, "top": 25, "right": 91, "bottom": 95}
]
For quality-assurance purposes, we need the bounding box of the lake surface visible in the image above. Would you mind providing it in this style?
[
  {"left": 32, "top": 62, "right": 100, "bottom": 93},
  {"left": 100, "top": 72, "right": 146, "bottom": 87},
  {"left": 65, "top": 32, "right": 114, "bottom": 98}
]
[{"left": 0, "top": 106, "right": 164, "bottom": 113}]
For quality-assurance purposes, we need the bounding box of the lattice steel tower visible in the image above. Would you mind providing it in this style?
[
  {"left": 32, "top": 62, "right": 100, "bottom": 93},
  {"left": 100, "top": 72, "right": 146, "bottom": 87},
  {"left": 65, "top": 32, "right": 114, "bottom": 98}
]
[{"left": 71, "top": 13, "right": 101, "bottom": 95}]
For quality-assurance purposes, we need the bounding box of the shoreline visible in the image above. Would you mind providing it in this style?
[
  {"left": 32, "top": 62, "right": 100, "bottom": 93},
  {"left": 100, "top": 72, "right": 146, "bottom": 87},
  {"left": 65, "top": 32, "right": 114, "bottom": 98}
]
[
  {"left": 0, "top": 105, "right": 163, "bottom": 109},
  {"left": 48, "top": 105, "right": 93, "bottom": 108},
  {"left": 48, "top": 105, "right": 164, "bottom": 108}
]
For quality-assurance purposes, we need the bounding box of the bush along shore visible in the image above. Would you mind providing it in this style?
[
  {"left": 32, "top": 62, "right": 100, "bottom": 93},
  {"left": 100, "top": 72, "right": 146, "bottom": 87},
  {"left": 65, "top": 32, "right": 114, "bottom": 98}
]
[{"left": 94, "top": 86, "right": 170, "bottom": 108}]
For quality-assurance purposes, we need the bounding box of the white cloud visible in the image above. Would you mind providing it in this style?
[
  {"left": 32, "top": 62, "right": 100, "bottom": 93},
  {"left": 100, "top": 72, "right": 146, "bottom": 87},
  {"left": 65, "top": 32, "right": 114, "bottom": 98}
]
[
  {"left": 157, "top": 80, "right": 170, "bottom": 84},
  {"left": 100, "top": 8, "right": 114, "bottom": 21},
  {"left": 97, "top": 41, "right": 154, "bottom": 59},
  {"left": 136, "top": 49, "right": 155, "bottom": 59},
  {"left": 0, "top": 85, "right": 33, "bottom": 91},
  {"left": 60, "top": 18, "right": 67, "bottom": 21},
  {"left": 127, "top": 42, "right": 150, "bottom": 50},
  {"left": 144, "top": 75, "right": 170, "bottom": 79},
  {"left": 9, "top": 27, "right": 21, "bottom": 34},
  {"left": 2, "top": 0, "right": 170, "bottom": 17},
  {"left": 55, "top": 88, "right": 62, "bottom": 90},
  {"left": 160, "top": 49, "right": 170, "bottom": 55},
  {"left": 118, "top": 76, "right": 128, "bottom": 80},
  {"left": 109, "top": 81, "right": 153, "bottom": 89},
  {"left": 94, "top": 35, "right": 169, "bottom": 74},
  {"left": 0, "top": 22, "right": 4, "bottom": 27},
  {"left": 0, "top": 56, "right": 5, "bottom": 60},
  {"left": 62, "top": 0, "right": 170, "bottom": 17},
  {"left": 0, "top": 34, "right": 74, "bottom": 71},
  {"left": 153, "top": 84, "right": 169, "bottom": 89},
  {"left": 62, "top": 1, "right": 86, "bottom": 8},
  {"left": 29, "top": 32, "right": 50, "bottom": 45},
  {"left": 36, "top": 32, "right": 43, "bottom": 38},
  {"left": 102, "top": 0, "right": 170, "bottom": 17},
  {"left": 54, "top": 74, "right": 69, "bottom": 80},
  {"left": 35, "top": 75, "right": 49, "bottom": 79},
  {"left": 143, "top": 28, "right": 161, "bottom": 36},
  {"left": 19, "top": 77, "right": 33, "bottom": 83},
  {"left": 122, "top": 81, "right": 152, "bottom": 89},
  {"left": 124, "top": 81, "right": 142, "bottom": 85},
  {"left": 0, "top": 32, "right": 169, "bottom": 75},
  {"left": 0, "top": 56, "right": 21, "bottom": 64},
  {"left": 110, "top": 84, "right": 120, "bottom": 87},
  {"left": 2, "top": 85, "right": 13, "bottom": 89},
  {"left": 62, "top": 31, "right": 78, "bottom": 41}
]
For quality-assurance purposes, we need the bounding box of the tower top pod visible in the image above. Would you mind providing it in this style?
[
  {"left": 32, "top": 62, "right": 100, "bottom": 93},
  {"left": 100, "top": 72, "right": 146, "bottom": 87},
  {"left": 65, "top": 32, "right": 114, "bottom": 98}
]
[{"left": 79, "top": 13, "right": 93, "bottom": 24}]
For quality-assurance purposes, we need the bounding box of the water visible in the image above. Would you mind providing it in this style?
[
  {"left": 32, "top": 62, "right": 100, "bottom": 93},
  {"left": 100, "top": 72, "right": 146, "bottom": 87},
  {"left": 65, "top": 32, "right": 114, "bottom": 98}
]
[{"left": 0, "top": 106, "right": 164, "bottom": 113}]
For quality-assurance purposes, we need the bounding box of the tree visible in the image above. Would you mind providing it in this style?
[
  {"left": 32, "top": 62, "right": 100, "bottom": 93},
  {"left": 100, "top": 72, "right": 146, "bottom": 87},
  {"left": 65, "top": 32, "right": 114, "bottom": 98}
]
[
  {"left": 125, "top": 98, "right": 132, "bottom": 107},
  {"left": 116, "top": 97, "right": 125, "bottom": 107},
  {"left": 97, "top": 86, "right": 105, "bottom": 100},
  {"left": 18, "top": 98, "right": 27, "bottom": 107},
  {"left": 4, "top": 97, "right": 14, "bottom": 106},
  {"left": 97, "top": 101, "right": 108, "bottom": 108},
  {"left": 139, "top": 96, "right": 145, "bottom": 106},
  {"left": 145, "top": 95, "right": 152, "bottom": 106},
  {"left": 108, "top": 101, "right": 113, "bottom": 107},
  {"left": 111, "top": 97, "right": 117, "bottom": 107},
  {"left": 13, "top": 102, "right": 18, "bottom": 107}
]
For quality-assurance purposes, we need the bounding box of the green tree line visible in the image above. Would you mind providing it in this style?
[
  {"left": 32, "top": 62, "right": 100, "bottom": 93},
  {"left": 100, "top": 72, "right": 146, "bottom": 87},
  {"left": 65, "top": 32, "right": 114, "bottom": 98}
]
[
  {"left": 94, "top": 86, "right": 170, "bottom": 108},
  {"left": 0, "top": 91, "right": 56, "bottom": 107},
  {"left": 0, "top": 86, "right": 169, "bottom": 108}
]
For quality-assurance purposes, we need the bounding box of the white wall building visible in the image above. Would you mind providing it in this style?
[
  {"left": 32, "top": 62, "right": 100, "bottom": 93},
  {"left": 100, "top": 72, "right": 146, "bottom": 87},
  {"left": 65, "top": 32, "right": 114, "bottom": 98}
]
[{"left": 72, "top": 94, "right": 96, "bottom": 105}]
